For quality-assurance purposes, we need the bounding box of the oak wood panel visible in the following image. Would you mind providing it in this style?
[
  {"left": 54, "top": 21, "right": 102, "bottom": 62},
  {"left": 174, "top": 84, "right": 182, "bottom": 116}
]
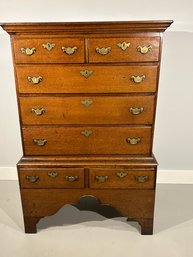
[
  {"left": 16, "top": 65, "right": 158, "bottom": 93},
  {"left": 89, "top": 168, "right": 155, "bottom": 189},
  {"left": 20, "top": 187, "right": 156, "bottom": 233},
  {"left": 19, "top": 95, "right": 155, "bottom": 125},
  {"left": 20, "top": 188, "right": 155, "bottom": 218},
  {"left": 19, "top": 168, "right": 84, "bottom": 189},
  {"left": 13, "top": 38, "right": 85, "bottom": 63},
  {"left": 89, "top": 37, "right": 160, "bottom": 63},
  {"left": 22, "top": 126, "right": 152, "bottom": 155}
]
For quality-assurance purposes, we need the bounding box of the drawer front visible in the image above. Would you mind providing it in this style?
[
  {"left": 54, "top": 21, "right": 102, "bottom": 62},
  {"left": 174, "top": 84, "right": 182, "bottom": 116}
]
[
  {"left": 13, "top": 38, "right": 85, "bottom": 63},
  {"left": 18, "top": 168, "right": 84, "bottom": 188},
  {"left": 89, "top": 37, "right": 160, "bottom": 63},
  {"left": 22, "top": 126, "right": 152, "bottom": 155},
  {"left": 89, "top": 168, "right": 155, "bottom": 189},
  {"left": 19, "top": 96, "right": 155, "bottom": 125},
  {"left": 16, "top": 65, "right": 158, "bottom": 93}
]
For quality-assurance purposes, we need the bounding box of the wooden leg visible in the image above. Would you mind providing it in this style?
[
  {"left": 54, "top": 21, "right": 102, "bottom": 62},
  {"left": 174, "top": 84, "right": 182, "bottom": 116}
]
[
  {"left": 138, "top": 218, "right": 153, "bottom": 235},
  {"left": 23, "top": 216, "right": 41, "bottom": 233}
]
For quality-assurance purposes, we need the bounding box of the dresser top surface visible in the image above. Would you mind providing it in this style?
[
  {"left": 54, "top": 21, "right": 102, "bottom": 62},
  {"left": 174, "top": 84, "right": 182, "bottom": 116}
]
[{"left": 1, "top": 20, "right": 173, "bottom": 34}]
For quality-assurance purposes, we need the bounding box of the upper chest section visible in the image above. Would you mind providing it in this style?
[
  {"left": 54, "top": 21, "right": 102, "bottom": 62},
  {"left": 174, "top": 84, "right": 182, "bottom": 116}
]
[{"left": 12, "top": 34, "right": 161, "bottom": 64}]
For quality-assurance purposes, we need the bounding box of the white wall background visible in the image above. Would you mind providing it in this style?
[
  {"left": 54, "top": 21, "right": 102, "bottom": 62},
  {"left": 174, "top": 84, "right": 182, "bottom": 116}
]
[{"left": 0, "top": 0, "right": 193, "bottom": 175}]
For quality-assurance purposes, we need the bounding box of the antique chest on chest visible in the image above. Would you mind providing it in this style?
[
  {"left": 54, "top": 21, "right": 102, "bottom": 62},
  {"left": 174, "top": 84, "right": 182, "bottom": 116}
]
[{"left": 1, "top": 21, "right": 172, "bottom": 234}]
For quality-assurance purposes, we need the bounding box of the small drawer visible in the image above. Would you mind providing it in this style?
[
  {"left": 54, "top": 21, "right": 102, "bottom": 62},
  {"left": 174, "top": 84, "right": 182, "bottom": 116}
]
[
  {"left": 89, "top": 37, "right": 160, "bottom": 63},
  {"left": 16, "top": 65, "right": 158, "bottom": 93},
  {"left": 19, "top": 95, "right": 155, "bottom": 125},
  {"left": 18, "top": 168, "right": 84, "bottom": 188},
  {"left": 22, "top": 126, "right": 152, "bottom": 155},
  {"left": 13, "top": 38, "right": 85, "bottom": 63},
  {"left": 89, "top": 168, "right": 155, "bottom": 189}
]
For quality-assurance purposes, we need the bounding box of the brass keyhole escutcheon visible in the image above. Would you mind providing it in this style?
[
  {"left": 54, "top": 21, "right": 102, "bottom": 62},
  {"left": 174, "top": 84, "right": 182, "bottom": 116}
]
[
  {"left": 117, "top": 42, "right": 131, "bottom": 51},
  {"left": 42, "top": 42, "right": 55, "bottom": 51},
  {"left": 80, "top": 70, "right": 93, "bottom": 78},
  {"left": 48, "top": 172, "right": 58, "bottom": 178},
  {"left": 81, "top": 130, "right": 92, "bottom": 137},
  {"left": 116, "top": 172, "right": 128, "bottom": 178},
  {"left": 81, "top": 100, "right": 93, "bottom": 107}
]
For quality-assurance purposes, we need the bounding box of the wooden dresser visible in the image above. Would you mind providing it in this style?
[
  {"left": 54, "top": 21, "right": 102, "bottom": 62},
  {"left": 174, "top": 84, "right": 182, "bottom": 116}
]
[{"left": 1, "top": 21, "right": 172, "bottom": 234}]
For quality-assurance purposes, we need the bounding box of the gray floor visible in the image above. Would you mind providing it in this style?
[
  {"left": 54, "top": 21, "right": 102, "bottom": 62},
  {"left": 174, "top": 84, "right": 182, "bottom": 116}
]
[{"left": 0, "top": 181, "right": 193, "bottom": 257}]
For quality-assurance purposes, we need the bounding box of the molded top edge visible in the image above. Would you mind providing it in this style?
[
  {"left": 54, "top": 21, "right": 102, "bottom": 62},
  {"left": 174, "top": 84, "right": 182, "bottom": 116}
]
[{"left": 0, "top": 20, "right": 173, "bottom": 34}]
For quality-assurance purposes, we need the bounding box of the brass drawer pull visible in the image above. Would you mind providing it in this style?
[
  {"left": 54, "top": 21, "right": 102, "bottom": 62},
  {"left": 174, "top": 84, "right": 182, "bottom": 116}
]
[
  {"left": 135, "top": 175, "right": 149, "bottom": 183},
  {"left": 116, "top": 172, "right": 128, "bottom": 178},
  {"left": 62, "top": 46, "right": 77, "bottom": 55},
  {"left": 131, "top": 75, "right": 146, "bottom": 84},
  {"left": 42, "top": 42, "right": 55, "bottom": 51},
  {"left": 28, "top": 76, "right": 43, "bottom": 84},
  {"left": 129, "top": 107, "right": 144, "bottom": 115},
  {"left": 95, "top": 175, "right": 108, "bottom": 182},
  {"left": 137, "top": 45, "right": 152, "bottom": 54},
  {"left": 48, "top": 171, "right": 58, "bottom": 178},
  {"left": 21, "top": 47, "right": 36, "bottom": 56},
  {"left": 81, "top": 100, "right": 93, "bottom": 107},
  {"left": 65, "top": 175, "right": 78, "bottom": 182},
  {"left": 96, "top": 47, "right": 111, "bottom": 55},
  {"left": 26, "top": 175, "right": 39, "bottom": 183},
  {"left": 80, "top": 70, "right": 93, "bottom": 78},
  {"left": 126, "top": 137, "right": 141, "bottom": 145},
  {"left": 81, "top": 130, "right": 92, "bottom": 137},
  {"left": 31, "top": 107, "right": 45, "bottom": 116},
  {"left": 117, "top": 42, "right": 131, "bottom": 51},
  {"left": 33, "top": 139, "right": 47, "bottom": 146}
]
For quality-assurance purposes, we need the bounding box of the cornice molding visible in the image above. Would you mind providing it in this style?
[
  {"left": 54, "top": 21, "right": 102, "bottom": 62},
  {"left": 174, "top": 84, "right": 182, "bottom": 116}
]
[{"left": 0, "top": 20, "right": 173, "bottom": 34}]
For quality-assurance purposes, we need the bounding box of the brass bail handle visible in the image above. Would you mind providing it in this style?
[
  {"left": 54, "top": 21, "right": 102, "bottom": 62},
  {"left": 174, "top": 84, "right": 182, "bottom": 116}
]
[
  {"left": 137, "top": 45, "right": 152, "bottom": 54},
  {"left": 135, "top": 175, "right": 149, "bottom": 183},
  {"left": 26, "top": 175, "right": 39, "bottom": 183},
  {"left": 95, "top": 176, "right": 108, "bottom": 182},
  {"left": 31, "top": 107, "right": 45, "bottom": 116},
  {"left": 28, "top": 76, "right": 43, "bottom": 84},
  {"left": 21, "top": 47, "right": 36, "bottom": 56},
  {"left": 129, "top": 107, "right": 144, "bottom": 115},
  {"left": 62, "top": 46, "right": 77, "bottom": 55},
  {"left": 126, "top": 138, "right": 141, "bottom": 145},
  {"left": 96, "top": 47, "right": 111, "bottom": 55},
  {"left": 33, "top": 139, "right": 47, "bottom": 146},
  {"left": 65, "top": 176, "right": 78, "bottom": 182}
]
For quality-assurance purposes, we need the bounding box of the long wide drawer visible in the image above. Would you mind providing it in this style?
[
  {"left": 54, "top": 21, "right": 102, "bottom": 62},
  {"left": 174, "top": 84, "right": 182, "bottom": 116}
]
[
  {"left": 89, "top": 168, "right": 155, "bottom": 189},
  {"left": 18, "top": 168, "right": 85, "bottom": 188},
  {"left": 13, "top": 38, "right": 85, "bottom": 63},
  {"left": 16, "top": 65, "right": 158, "bottom": 93},
  {"left": 22, "top": 126, "right": 152, "bottom": 155},
  {"left": 19, "top": 95, "right": 155, "bottom": 125},
  {"left": 89, "top": 37, "right": 160, "bottom": 63}
]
